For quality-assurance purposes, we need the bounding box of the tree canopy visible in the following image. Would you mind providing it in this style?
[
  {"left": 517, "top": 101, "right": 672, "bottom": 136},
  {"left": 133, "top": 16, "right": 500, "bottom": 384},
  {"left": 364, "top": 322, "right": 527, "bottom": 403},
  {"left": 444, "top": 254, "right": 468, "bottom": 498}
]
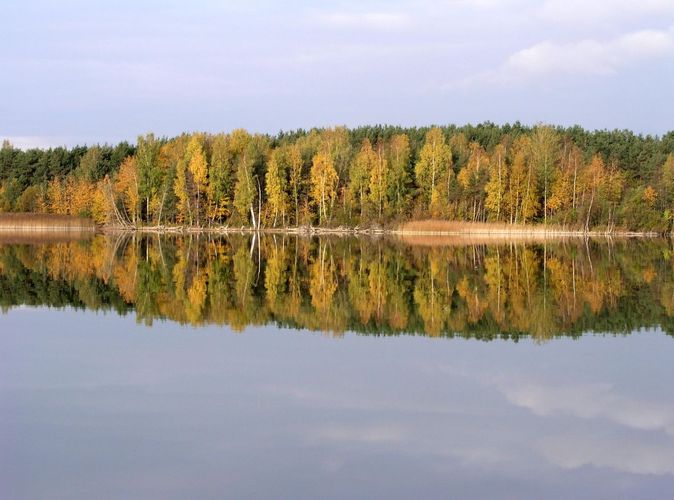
[{"left": 2, "top": 123, "right": 673, "bottom": 231}]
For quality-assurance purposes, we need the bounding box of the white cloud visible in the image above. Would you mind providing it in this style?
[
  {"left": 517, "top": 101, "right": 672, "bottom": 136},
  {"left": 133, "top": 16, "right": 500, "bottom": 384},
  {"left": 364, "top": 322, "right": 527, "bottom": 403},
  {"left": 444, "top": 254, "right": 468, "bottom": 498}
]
[
  {"left": 450, "top": 25, "right": 674, "bottom": 87},
  {"left": 539, "top": 0, "right": 674, "bottom": 22},
  {"left": 317, "top": 11, "right": 410, "bottom": 30},
  {"left": 509, "top": 28, "right": 673, "bottom": 76},
  {"left": 540, "top": 433, "right": 674, "bottom": 475}
]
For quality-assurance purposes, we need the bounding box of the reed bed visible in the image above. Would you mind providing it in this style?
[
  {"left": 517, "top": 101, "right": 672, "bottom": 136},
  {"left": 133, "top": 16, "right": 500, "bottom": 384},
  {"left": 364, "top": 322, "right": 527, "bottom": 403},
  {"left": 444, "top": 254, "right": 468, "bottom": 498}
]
[
  {"left": 398, "top": 219, "right": 574, "bottom": 234},
  {"left": 395, "top": 219, "right": 657, "bottom": 237},
  {"left": 0, "top": 213, "right": 97, "bottom": 232}
]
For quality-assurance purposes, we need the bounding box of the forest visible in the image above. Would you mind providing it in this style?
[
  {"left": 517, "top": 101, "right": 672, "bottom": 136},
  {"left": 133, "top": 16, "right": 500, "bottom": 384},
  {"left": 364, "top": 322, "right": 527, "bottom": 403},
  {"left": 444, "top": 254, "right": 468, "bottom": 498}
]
[
  {"left": 1, "top": 123, "right": 674, "bottom": 231},
  {"left": 2, "top": 235, "right": 674, "bottom": 339}
]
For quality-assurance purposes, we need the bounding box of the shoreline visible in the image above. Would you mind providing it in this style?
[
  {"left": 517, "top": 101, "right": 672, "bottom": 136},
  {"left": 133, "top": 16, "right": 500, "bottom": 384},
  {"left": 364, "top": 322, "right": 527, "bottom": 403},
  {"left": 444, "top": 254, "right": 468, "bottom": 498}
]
[
  {"left": 95, "top": 225, "right": 662, "bottom": 238},
  {"left": 0, "top": 214, "right": 663, "bottom": 238}
]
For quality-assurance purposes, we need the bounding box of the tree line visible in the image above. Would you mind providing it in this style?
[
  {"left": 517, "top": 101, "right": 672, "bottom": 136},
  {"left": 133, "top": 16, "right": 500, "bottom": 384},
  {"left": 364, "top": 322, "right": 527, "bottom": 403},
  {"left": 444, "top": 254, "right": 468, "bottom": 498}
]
[
  {"left": 1, "top": 123, "right": 674, "bottom": 231},
  {"left": 2, "top": 235, "right": 674, "bottom": 338}
]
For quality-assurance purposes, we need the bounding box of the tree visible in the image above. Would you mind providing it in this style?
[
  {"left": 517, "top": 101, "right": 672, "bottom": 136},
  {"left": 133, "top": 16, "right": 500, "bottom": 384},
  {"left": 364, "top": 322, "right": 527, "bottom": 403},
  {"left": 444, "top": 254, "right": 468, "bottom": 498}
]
[
  {"left": 287, "top": 143, "right": 304, "bottom": 225},
  {"left": 115, "top": 156, "right": 140, "bottom": 224},
  {"left": 15, "top": 185, "right": 44, "bottom": 213},
  {"left": 208, "top": 134, "right": 233, "bottom": 224},
  {"left": 507, "top": 137, "right": 538, "bottom": 224},
  {"left": 265, "top": 147, "right": 289, "bottom": 226},
  {"left": 387, "top": 134, "right": 411, "bottom": 217},
  {"left": 530, "top": 125, "right": 559, "bottom": 225},
  {"left": 457, "top": 142, "right": 489, "bottom": 221},
  {"left": 583, "top": 154, "right": 606, "bottom": 231},
  {"left": 76, "top": 146, "right": 102, "bottom": 183},
  {"left": 369, "top": 141, "right": 388, "bottom": 220},
  {"left": 351, "top": 139, "right": 376, "bottom": 219},
  {"left": 517, "top": 137, "right": 540, "bottom": 223},
  {"left": 659, "top": 153, "right": 674, "bottom": 225},
  {"left": 233, "top": 150, "right": 257, "bottom": 227},
  {"left": 186, "top": 135, "right": 208, "bottom": 226},
  {"left": 174, "top": 155, "right": 193, "bottom": 224},
  {"left": 310, "top": 151, "right": 338, "bottom": 225},
  {"left": 230, "top": 130, "right": 254, "bottom": 226},
  {"left": 548, "top": 141, "right": 582, "bottom": 223},
  {"left": 136, "top": 133, "right": 161, "bottom": 224},
  {"left": 601, "top": 162, "right": 625, "bottom": 231},
  {"left": 485, "top": 142, "right": 507, "bottom": 221},
  {"left": 415, "top": 128, "right": 452, "bottom": 216}
]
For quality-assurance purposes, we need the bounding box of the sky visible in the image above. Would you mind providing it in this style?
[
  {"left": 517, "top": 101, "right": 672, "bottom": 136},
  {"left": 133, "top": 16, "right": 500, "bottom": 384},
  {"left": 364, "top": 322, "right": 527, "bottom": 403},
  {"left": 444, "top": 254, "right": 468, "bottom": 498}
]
[{"left": 1, "top": 0, "right": 673, "bottom": 148}]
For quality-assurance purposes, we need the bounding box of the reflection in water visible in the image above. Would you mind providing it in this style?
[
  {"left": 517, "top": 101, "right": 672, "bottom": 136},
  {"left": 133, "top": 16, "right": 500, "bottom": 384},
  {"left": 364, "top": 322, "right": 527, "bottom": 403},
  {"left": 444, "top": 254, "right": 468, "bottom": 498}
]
[
  {"left": 1, "top": 234, "right": 674, "bottom": 339},
  {"left": 3, "top": 236, "right": 674, "bottom": 499}
]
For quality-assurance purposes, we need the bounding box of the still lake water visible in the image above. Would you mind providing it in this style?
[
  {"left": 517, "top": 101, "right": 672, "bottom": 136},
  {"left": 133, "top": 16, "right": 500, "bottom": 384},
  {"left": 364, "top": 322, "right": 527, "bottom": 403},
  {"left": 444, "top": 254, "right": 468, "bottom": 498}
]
[{"left": 2, "top": 234, "right": 674, "bottom": 499}]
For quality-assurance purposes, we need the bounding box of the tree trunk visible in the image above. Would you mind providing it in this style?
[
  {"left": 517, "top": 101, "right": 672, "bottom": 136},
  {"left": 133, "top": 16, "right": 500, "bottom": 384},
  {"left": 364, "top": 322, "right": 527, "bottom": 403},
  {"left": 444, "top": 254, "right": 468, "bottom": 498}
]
[{"left": 585, "top": 189, "right": 595, "bottom": 232}]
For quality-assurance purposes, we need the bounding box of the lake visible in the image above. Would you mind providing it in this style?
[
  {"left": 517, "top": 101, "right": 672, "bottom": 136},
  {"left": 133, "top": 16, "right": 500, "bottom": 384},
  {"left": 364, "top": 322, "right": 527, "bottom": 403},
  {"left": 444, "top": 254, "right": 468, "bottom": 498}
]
[{"left": 2, "top": 234, "right": 674, "bottom": 499}]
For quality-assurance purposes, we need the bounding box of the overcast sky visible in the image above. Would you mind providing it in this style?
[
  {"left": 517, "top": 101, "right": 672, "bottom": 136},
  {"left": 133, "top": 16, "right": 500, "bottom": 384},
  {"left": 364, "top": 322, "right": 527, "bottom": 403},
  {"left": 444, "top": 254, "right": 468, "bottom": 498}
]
[{"left": 1, "top": 0, "right": 673, "bottom": 148}]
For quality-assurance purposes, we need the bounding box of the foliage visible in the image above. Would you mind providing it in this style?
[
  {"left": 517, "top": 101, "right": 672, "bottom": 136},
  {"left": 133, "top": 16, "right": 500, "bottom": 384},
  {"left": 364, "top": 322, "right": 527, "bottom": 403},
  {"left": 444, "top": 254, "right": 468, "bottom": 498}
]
[{"left": 1, "top": 123, "right": 673, "bottom": 231}]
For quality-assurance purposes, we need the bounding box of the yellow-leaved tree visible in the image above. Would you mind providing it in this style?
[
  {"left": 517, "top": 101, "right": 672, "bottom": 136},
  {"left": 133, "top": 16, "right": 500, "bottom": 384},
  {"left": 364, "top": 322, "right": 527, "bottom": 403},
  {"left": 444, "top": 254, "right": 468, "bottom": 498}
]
[
  {"left": 485, "top": 142, "right": 508, "bottom": 221},
  {"left": 457, "top": 142, "right": 488, "bottom": 221},
  {"left": 287, "top": 143, "right": 304, "bottom": 225},
  {"left": 187, "top": 135, "right": 208, "bottom": 226},
  {"left": 265, "top": 147, "right": 289, "bottom": 227},
  {"left": 415, "top": 127, "right": 452, "bottom": 217},
  {"left": 115, "top": 156, "right": 140, "bottom": 225},
  {"left": 387, "top": 134, "right": 410, "bottom": 216},
  {"left": 369, "top": 141, "right": 388, "bottom": 220},
  {"left": 350, "top": 139, "right": 376, "bottom": 219},
  {"left": 310, "top": 151, "right": 338, "bottom": 225},
  {"left": 583, "top": 154, "right": 606, "bottom": 231}
]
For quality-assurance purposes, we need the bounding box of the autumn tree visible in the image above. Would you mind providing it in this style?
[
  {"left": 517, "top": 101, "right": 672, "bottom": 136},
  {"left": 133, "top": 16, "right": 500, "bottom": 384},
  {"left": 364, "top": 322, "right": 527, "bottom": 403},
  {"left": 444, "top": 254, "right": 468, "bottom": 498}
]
[
  {"left": 583, "top": 154, "right": 606, "bottom": 231},
  {"left": 310, "top": 151, "right": 338, "bottom": 225},
  {"left": 530, "top": 125, "right": 559, "bottom": 225},
  {"left": 208, "top": 134, "right": 233, "bottom": 224},
  {"left": 518, "top": 137, "right": 540, "bottom": 223},
  {"left": 350, "top": 139, "right": 376, "bottom": 219},
  {"left": 186, "top": 135, "right": 208, "bottom": 226},
  {"left": 265, "top": 147, "right": 290, "bottom": 226},
  {"left": 386, "top": 133, "right": 411, "bottom": 217},
  {"left": 457, "top": 142, "right": 489, "bottom": 221},
  {"left": 136, "top": 133, "right": 162, "bottom": 224},
  {"left": 485, "top": 142, "right": 508, "bottom": 221},
  {"left": 115, "top": 156, "right": 140, "bottom": 224},
  {"left": 174, "top": 154, "right": 193, "bottom": 225},
  {"left": 659, "top": 154, "right": 674, "bottom": 224},
  {"left": 601, "top": 162, "right": 625, "bottom": 231},
  {"left": 415, "top": 128, "right": 452, "bottom": 216},
  {"left": 231, "top": 130, "right": 269, "bottom": 228},
  {"left": 287, "top": 143, "right": 304, "bottom": 225},
  {"left": 369, "top": 141, "right": 388, "bottom": 220}
]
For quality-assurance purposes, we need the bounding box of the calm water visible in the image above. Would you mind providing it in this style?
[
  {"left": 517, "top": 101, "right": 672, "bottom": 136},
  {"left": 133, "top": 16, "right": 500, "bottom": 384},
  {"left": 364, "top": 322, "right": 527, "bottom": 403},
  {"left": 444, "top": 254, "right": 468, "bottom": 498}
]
[{"left": 2, "top": 235, "right": 674, "bottom": 499}]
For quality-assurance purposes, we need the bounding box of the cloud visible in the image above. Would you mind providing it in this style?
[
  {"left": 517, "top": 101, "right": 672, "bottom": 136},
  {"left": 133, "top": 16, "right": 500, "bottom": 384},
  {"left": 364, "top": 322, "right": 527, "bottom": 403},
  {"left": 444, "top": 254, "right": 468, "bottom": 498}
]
[
  {"left": 316, "top": 10, "right": 410, "bottom": 30},
  {"left": 507, "top": 28, "right": 673, "bottom": 76},
  {"left": 449, "top": 25, "right": 674, "bottom": 87},
  {"left": 308, "top": 423, "right": 406, "bottom": 444},
  {"left": 539, "top": 0, "right": 674, "bottom": 22},
  {"left": 540, "top": 433, "right": 674, "bottom": 475}
]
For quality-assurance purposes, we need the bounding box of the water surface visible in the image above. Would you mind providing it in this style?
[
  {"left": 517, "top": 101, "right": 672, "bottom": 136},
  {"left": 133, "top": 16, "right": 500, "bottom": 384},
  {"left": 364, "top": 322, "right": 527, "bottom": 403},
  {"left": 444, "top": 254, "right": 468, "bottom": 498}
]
[{"left": 2, "top": 235, "right": 674, "bottom": 499}]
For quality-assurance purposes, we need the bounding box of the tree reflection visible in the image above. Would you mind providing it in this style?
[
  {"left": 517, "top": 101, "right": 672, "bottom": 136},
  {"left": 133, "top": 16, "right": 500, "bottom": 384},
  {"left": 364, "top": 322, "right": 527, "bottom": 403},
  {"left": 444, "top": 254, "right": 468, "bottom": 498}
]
[{"left": 2, "top": 235, "right": 674, "bottom": 340}]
